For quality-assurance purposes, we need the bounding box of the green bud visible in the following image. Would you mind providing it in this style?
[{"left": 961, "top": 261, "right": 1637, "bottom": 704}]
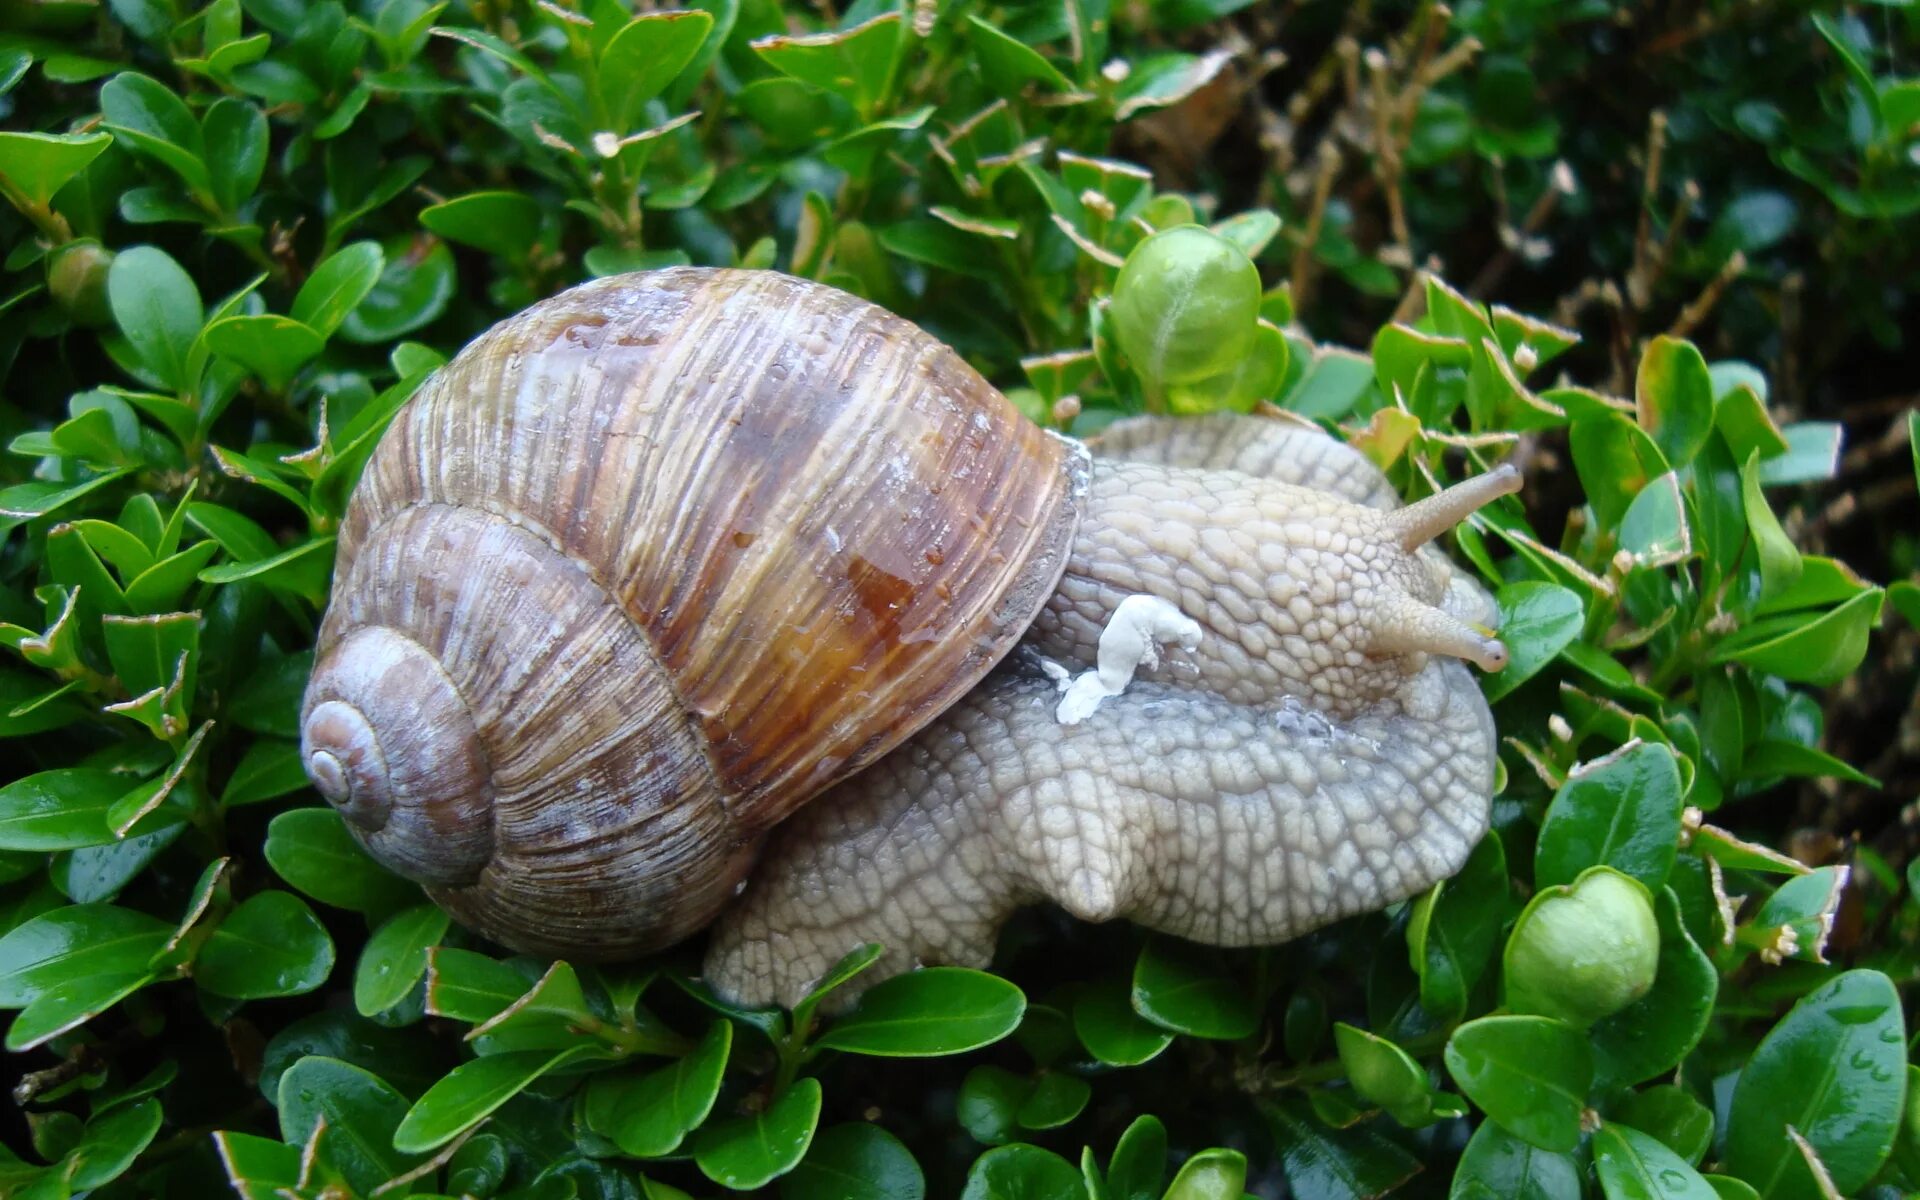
[
  {"left": 1109, "top": 225, "right": 1261, "bottom": 390},
  {"left": 1504, "top": 866, "right": 1660, "bottom": 1028},
  {"left": 48, "top": 240, "right": 115, "bottom": 328}
]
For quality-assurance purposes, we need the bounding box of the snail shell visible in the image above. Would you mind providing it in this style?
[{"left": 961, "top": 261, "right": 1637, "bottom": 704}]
[{"left": 301, "top": 268, "right": 1084, "bottom": 958}]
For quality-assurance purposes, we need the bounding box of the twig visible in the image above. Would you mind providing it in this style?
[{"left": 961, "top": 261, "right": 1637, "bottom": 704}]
[
  {"left": 1667, "top": 250, "right": 1746, "bottom": 340},
  {"left": 1289, "top": 142, "right": 1343, "bottom": 312},
  {"left": 1626, "top": 110, "right": 1668, "bottom": 305}
]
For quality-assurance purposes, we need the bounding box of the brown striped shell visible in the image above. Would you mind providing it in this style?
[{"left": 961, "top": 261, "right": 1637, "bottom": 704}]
[{"left": 299, "top": 268, "right": 1085, "bottom": 959}]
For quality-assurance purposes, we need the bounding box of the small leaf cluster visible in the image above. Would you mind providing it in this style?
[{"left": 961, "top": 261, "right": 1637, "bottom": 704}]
[{"left": 0, "top": 1, "right": 1915, "bottom": 1198}]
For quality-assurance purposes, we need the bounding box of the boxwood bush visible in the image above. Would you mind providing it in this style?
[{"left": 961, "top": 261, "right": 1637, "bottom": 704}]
[{"left": 1, "top": 1, "right": 1916, "bottom": 1197}]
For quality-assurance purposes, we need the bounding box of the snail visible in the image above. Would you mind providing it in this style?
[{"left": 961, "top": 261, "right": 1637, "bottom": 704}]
[{"left": 300, "top": 267, "right": 1518, "bottom": 1010}]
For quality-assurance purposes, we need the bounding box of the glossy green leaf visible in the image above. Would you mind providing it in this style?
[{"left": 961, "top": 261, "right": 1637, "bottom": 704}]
[
  {"left": 67, "top": 1097, "right": 164, "bottom": 1190},
  {"left": 202, "top": 314, "right": 324, "bottom": 391},
  {"left": 1072, "top": 976, "right": 1172, "bottom": 1066},
  {"left": 0, "top": 131, "right": 112, "bottom": 209},
  {"left": 195, "top": 890, "right": 335, "bottom": 999},
  {"left": 752, "top": 12, "right": 904, "bottom": 121},
  {"left": 1726, "top": 969, "right": 1905, "bottom": 1198},
  {"left": 1162, "top": 1148, "right": 1244, "bottom": 1200},
  {"left": 1710, "top": 587, "right": 1885, "bottom": 685},
  {"left": 692, "top": 1077, "right": 822, "bottom": 1190},
  {"left": 1615, "top": 1086, "right": 1714, "bottom": 1165},
  {"left": 1130, "top": 937, "right": 1257, "bottom": 1040},
  {"left": 599, "top": 11, "right": 713, "bottom": 129},
  {"left": 292, "top": 241, "right": 384, "bottom": 339},
  {"left": 1569, "top": 412, "right": 1669, "bottom": 531},
  {"left": 1257, "top": 1094, "right": 1422, "bottom": 1199},
  {"left": 1484, "top": 581, "right": 1583, "bottom": 701},
  {"left": 813, "top": 968, "right": 1024, "bottom": 1056},
  {"left": 959, "top": 1142, "right": 1084, "bottom": 1200},
  {"left": 1444, "top": 1015, "right": 1593, "bottom": 1152},
  {"left": 0, "top": 904, "right": 169, "bottom": 1007},
  {"left": 1535, "top": 740, "right": 1683, "bottom": 890},
  {"left": 1636, "top": 337, "right": 1714, "bottom": 468},
  {"left": 394, "top": 1044, "right": 600, "bottom": 1154},
  {"left": 1593, "top": 1123, "right": 1719, "bottom": 1200},
  {"left": 276, "top": 1057, "right": 415, "bottom": 1195},
  {"left": 99, "top": 72, "right": 210, "bottom": 197},
  {"left": 1448, "top": 1120, "right": 1581, "bottom": 1200},
  {"left": 782, "top": 1121, "right": 924, "bottom": 1200},
  {"left": 264, "top": 807, "right": 418, "bottom": 914},
  {"left": 584, "top": 1019, "right": 730, "bottom": 1157},
  {"left": 106, "top": 246, "right": 203, "bottom": 392},
  {"left": 353, "top": 903, "right": 450, "bottom": 1017},
  {"left": 1740, "top": 451, "right": 1802, "bottom": 606},
  {"left": 0, "top": 769, "right": 123, "bottom": 851}
]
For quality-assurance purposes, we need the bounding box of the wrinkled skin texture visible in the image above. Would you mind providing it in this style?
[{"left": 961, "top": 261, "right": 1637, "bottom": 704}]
[{"left": 703, "top": 414, "right": 1505, "bottom": 1009}]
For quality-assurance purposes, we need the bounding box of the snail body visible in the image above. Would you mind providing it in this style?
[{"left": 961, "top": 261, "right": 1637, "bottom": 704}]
[{"left": 301, "top": 267, "right": 1517, "bottom": 1006}]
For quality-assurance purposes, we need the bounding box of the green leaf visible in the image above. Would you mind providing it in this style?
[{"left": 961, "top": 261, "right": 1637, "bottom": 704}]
[
  {"left": 1407, "top": 832, "right": 1510, "bottom": 1023},
  {"left": 201, "top": 97, "right": 268, "bottom": 215},
  {"left": 1756, "top": 423, "right": 1842, "bottom": 485},
  {"left": 1636, "top": 337, "right": 1714, "bottom": 469},
  {"left": 219, "top": 738, "right": 311, "bottom": 808},
  {"left": 1710, "top": 587, "right": 1885, "bottom": 686},
  {"left": 212, "top": 1130, "right": 302, "bottom": 1199},
  {"left": 202, "top": 315, "right": 324, "bottom": 392},
  {"left": 1072, "top": 976, "right": 1172, "bottom": 1066},
  {"left": 195, "top": 890, "right": 335, "bottom": 999},
  {"left": 692, "top": 1077, "right": 823, "bottom": 1190},
  {"left": 1619, "top": 473, "right": 1691, "bottom": 567},
  {"left": 1161, "top": 1148, "right": 1244, "bottom": 1200},
  {"left": 1725, "top": 969, "right": 1905, "bottom": 1198},
  {"left": 1484, "top": 582, "right": 1583, "bottom": 701},
  {"left": 420, "top": 191, "right": 543, "bottom": 260},
  {"left": 1569, "top": 412, "right": 1669, "bottom": 531},
  {"left": 1130, "top": 937, "right": 1257, "bottom": 1040},
  {"left": 1739, "top": 451, "right": 1803, "bottom": 607},
  {"left": 353, "top": 903, "right": 450, "bottom": 1017},
  {"left": 583, "top": 1019, "right": 730, "bottom": 1156},
  {"left": 1334, "top": 1023, "right": 1450, "bottom": 1127},
  {"left": 0, "top": 904, "right": 169, "bottom": 1007},
  {"left": 426, "top": 947, "right": 532, "bottom": 1024},
  {"left": 68, "top": 1097, "right": 164, "bottom": 1190},
  {"left": 276, "top": 1057, "right": 416, "bottom": 1195},
  {"left": 1593, "top": 1123, "right": 1719, "bottom": 1200},
  {"left": 599, "top": 11, "right": 713, "bottom": 130},
  {"left": 6, "top": 969, "right": 154, "bottom": 1052},
  {"left": 99, "top": 72, "right": 211, "bottom": 197},
  {"left": 339, "top": 238, "right": 455, "bottom": 343},
  {"left": 813, "top": 968, "right": 1025, "bottom": 1056},
  {"left": 1257, "top": 1094, "right": 1423, "bottom": 1199},
  {"left": 1444, "top": 1015, "right": 1593, "bottom": 1152},
  {"left": 0, "top": 131, "right": 112, "bottom": 209},
  {"left": 959, "top": 1143, "right": 1084, "bottom": 1200},
  {"left": 958, "top": 1065, "right": 1029, "bottom": 1146},
  {"left": 0, "top": 769, "right": 124, "bottom": 852},
  {"left": 1614, "top": 1086, "right": 1714, "bottom": 1165},
  {"left": 967, "top": 17, "right": 1080, "bottom": 98},
  {"left": 1536, "top": 740, "right": 1683, "bottom": 890},
  {"left": 1589, "top": 888, "right": 1717, "bottom": 1089},
  {"left": 107, "top": 246, "right": 204, "bottom": 392},
  {"left": 1017, "top": 1072, "right": 1091, "bottom": 1130},
  {"left": 791, "top": 942, "right": 884, "bottom": 1033},
  {"left": 394, "top": 1045, "right": 600, "bottom": 1154},
  {"left": 1103, "top": 1115, "right": 1167, "bottom": 1200},
  {"left": 752, "top": 12, "right": 904, "bottom": 122},
  {"left": 464, "top": 959, "right": 598, "bottom": 1053},
  {"left": 1448, "top": 1120, "right": 1581, "bottom": 1200},
  {"left": 292, "top": 241, "right": 385, "bottom": 339},
  {"left": 782, "top": 1121, "right": 925, "bottom": 1200},
  {"left": 264, "top": 807, "right": 419, "bottom": 914}
]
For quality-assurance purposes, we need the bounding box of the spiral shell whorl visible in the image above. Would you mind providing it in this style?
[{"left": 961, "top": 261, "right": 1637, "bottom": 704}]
[{"left": 303, "top": 627, "right": 493, "bottom": 885}]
